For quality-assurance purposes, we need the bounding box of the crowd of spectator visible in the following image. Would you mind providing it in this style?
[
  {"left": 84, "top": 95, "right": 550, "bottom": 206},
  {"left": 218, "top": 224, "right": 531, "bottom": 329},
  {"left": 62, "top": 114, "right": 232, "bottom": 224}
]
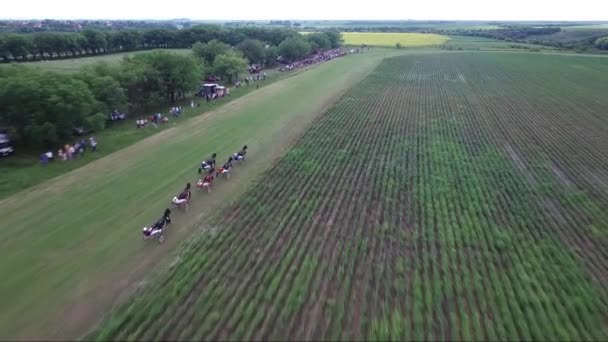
[
  {"left": 136, "top": 107, "right": 185, "bottom": 128},
  {"left": 279, "top": 49, "right": 349, "bottom": 72},
  {"left": 235, "top": 72, "right": 266, "bottom": 88},
  {"left": 41, "top": 136, "right": 98, "bottom": 164}
]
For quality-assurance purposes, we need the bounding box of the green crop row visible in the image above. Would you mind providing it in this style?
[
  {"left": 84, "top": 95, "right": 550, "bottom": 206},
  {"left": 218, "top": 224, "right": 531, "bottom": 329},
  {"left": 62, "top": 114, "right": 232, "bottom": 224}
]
[{"left": 93, "top": 52, "right": 608, "bottom": 341}]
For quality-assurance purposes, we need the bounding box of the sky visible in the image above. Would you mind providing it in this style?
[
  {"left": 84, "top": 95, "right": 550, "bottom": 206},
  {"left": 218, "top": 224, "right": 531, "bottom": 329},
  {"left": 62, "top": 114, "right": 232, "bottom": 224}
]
[{"left": 2, "top": 0, "right": 608, "bottom": 21}]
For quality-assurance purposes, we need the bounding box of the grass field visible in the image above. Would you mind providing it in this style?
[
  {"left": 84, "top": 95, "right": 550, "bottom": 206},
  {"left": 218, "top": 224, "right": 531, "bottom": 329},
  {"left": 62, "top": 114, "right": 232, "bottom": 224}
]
[
  {"left": 342, "top": 32, "right": 449, "bottom": 47},
  {"left": 443, "top": 36, "right": 558, "bottom": 51},
  {"left": 563, "top": 24, "right": 608, "bottom": 30},
  {"left": 93, "top": 52, "right": 608, "bottom": 340},
  {"left": 0, "top": 49, "right": 191, "bottom": 73},
  {"left": 0, "top": 50, "right": 388, "bottom": 340}
]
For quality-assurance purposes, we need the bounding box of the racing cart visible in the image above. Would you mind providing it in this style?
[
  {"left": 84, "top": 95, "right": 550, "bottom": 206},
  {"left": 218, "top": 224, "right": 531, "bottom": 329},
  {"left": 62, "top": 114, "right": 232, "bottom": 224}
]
[{"left": 142, "top": 217, "right": 170, "bottom": 244}]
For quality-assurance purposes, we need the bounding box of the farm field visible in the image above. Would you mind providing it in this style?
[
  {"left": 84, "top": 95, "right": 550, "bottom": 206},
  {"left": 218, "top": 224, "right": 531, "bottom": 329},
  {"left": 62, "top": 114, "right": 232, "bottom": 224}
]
[
  {"left": 562, "top": 24, "right": 608, "bottom": 30},
  {"left": 0, "top": 50, "right": 388, "bottom": 340},
  {"left": 443, "top": 36, "right": 557, "bottom": 51},
  {"left": 94, "top": 52, "right": 608, "bottom": 340},
  {"left": 342, "top": 32, "right": 449, "bottom": 47},
  {"left": 0, "top": 48, "right": 190, "bottom": 73},
  {"left": 302, "top": 20, "right": 501, "bottom": 30}
]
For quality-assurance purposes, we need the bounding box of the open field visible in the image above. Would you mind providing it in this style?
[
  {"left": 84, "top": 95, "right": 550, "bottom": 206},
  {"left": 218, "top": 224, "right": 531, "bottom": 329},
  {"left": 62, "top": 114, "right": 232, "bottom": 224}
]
[
  {"left": 342, "top": 32, "right": 449, "bottom": 47},
  {"left": 443, "top": 36, "right": 558, "bottom": 51},
  {"left": 0, "top": 50, "right": 388, "bottom": 340},
  {"left": 94, "top": 52, "right": 608, "bottom": 340},
  {"left": 0, "top": 49, "right": 191, "bottom": 73},
  {"left": 301, "top": 20, "right": 502, "bottom": 30},
  {"left": 563, "top": 24, "right": 608, "bottom": 30}
]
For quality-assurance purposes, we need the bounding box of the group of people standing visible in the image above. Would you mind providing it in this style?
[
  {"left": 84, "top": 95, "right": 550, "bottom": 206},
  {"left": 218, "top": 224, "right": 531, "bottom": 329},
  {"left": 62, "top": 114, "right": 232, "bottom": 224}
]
[
  {"left": 234, "top": 72, "right": 267, "bottom": 89},
  {"left": 41, "top": 136, "right": 98, "bottom": 164},
  {"left": 279, "top": 48, "right": 349, "bottom": 72}
]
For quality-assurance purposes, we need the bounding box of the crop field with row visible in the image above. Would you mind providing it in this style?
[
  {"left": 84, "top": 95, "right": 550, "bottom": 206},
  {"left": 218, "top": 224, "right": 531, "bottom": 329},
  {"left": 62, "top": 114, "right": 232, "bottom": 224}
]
[
  {"left": 342, "top": 32, "right": 449, "bottom": 47},
  {"left": 93, "top": 52, "right": 608, "bottom": 340}
]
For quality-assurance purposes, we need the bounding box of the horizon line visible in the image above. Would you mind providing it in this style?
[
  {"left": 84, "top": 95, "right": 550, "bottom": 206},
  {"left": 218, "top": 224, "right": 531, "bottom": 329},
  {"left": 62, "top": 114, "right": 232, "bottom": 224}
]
[{"left": 2, "top": 18, "right": 608, "bottom": 23}]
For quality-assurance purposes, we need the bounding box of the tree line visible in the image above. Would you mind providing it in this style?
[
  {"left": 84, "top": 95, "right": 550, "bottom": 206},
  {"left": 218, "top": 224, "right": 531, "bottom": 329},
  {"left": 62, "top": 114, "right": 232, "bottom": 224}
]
[
  {"left": 0, "top": 19, "right": 177, "bottom": 34},
  {"left": 0, "top": 30, "right": 343, "bottom": 149},
  {"left": 0, "top": 51, "right": 201, "bottom": 148},
  {"left": 0, "top": 26, "right": 340, "bottom": 62}
]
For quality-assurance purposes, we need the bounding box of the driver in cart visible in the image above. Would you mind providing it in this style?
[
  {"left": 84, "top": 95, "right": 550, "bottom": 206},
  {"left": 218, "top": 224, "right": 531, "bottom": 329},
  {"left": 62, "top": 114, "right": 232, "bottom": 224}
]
[
  {"left": 143, "top": 208, "right": 171, "bottom": 236},
  {"left": 234, "top": 145, "right": 247, "bottom": 161},
  {"left": 199, "top": 153, "right": 217, "bottom": 174},
  {"left": 172, "top": 183, "right": 191, "bottom": 207}
]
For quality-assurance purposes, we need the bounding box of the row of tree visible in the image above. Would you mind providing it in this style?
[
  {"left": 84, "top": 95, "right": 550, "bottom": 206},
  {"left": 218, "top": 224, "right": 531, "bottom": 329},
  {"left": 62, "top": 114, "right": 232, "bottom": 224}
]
[
  {"left": 0, "top": 26, "right": 341, "bottom": 62},
  {"left": 189, "top": 31, "right": 342, "bottom": 82},
  {"left": 0, "top": 19, "right": 177, "bottom": 34}
]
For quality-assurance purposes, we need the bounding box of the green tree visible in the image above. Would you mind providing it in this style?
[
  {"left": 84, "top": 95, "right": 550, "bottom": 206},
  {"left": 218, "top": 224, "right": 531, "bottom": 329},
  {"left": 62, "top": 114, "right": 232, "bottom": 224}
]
[
  {"left": 236, "top": 39, "right": 266, "bottom": 64},
  {"left": 142, "top": 29, "right": 175, "bottom": 48},
  {"left": 595, "top": 37, "right": 608, "bottom": 50},
  {"left": 82, "top": 29, "right": 107, "bottom": 54},
  {"left": 264, "top": 46, "right": 280, "bottom": 67},
  {"left": 120, "top": 51, "right": 202, "bottom": 105},
  {"left": 0, "top": 69, "right": 97, "bottom": 146},
  {"left": 212, "top": 52, "right": 247, "bottom": 83},
  {"left": 78, "top": 64, "right": 128, "bottom": 113},
  {"left": 192, "top": 39, "right": 231, "bottom": 64},
  {"left": 322, "top": 29, "right": 343, "bottom": 48},
  {"left": 306, "top": 33, "right": 331, "bottom": 51},
  {"left": 64, "top": 33, "right": 87, "bottom": 56},
  {"left": 118, "top": 55, "right": 164, "bottom": 110},
  {"left": 33, "top": 32, "right": 65, "bottom": 59},
  {"left": 4, "top": 34, "right": 33, "bottom": 60},
  {"left": 0, "top": 35, "right": 9, "bottom": 61},
  {"left": 278, "top": 36, "right": 311, "bottom": 61},
  {"left": 395, "top": 42, "right": 402, "bottom": 49}
]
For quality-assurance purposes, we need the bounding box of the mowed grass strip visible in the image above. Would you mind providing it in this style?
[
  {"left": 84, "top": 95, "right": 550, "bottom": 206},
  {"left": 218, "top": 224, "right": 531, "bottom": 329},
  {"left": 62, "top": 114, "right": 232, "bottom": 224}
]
[
  {"left": 0, "top": 50, "right": 386, "bottom": 340},
  {"left": 342, "top": 32, "right": 449, "bottom": 47}
]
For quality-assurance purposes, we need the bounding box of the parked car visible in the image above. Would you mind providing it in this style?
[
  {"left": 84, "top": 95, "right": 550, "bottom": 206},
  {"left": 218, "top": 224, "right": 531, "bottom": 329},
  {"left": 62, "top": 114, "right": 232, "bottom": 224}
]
[{"left": 0, "top": 130, "right": 14, "bottom": 157}]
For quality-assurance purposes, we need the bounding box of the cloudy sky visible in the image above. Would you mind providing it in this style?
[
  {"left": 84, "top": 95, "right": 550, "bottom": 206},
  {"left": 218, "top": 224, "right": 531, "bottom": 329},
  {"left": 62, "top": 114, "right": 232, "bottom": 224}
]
[{"left": 3, "top": 0, "right": 607, "bottom": 21}]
